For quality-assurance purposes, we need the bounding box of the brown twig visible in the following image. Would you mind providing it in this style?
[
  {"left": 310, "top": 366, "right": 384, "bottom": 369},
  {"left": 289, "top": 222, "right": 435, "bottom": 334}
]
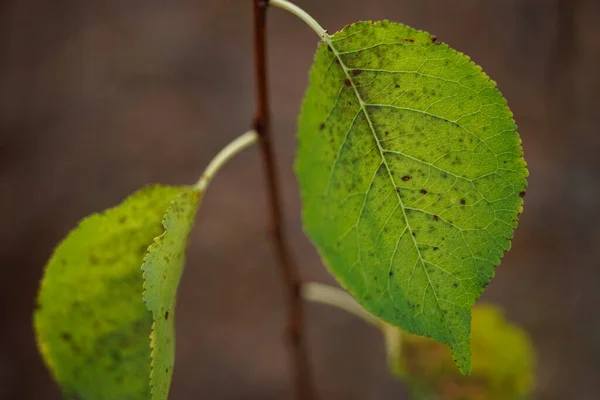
[{"left": 251, "top": 1, "right": 316, "bottom": 399}]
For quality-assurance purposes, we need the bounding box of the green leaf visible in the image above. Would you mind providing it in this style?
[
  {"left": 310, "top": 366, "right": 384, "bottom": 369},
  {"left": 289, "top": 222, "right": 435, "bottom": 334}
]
[
  {"left": 142, "top": 189, "right": 201, "bottom": 400},
  {"left": 385, "top": 304, "right": 536, "bottom": 399},
  {"left": 296, "top": 21, "right": 527, "bottom": 373},
  {"left": 34, "top": 185, "right": 189, "bottom": 400}
]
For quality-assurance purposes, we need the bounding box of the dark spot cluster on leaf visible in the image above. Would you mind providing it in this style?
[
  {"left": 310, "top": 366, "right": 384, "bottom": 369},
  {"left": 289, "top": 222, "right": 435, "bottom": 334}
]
[{"left": 401, "top": 175, "right": 411, "bottom": 182}]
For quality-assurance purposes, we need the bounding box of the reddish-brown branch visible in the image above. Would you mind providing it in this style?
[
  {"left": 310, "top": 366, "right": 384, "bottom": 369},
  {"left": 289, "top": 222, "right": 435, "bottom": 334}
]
[{"left": 251, "top": 1, "right": 315, "bottom": 399}]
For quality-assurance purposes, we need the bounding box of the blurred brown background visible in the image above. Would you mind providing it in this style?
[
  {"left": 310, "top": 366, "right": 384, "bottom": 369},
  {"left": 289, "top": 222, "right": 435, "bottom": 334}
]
[{"left": 1, "top": 0, "right": 599, "bottom": 399}]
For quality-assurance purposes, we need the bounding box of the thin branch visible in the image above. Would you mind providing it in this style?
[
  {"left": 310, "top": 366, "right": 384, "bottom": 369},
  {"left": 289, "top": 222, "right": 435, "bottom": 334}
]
[
  {"left": 252, "top": 1, "right": 316, "bottom": 399},
  {"left": 193, "top": 130, "right": 257, "bottom": 192}
]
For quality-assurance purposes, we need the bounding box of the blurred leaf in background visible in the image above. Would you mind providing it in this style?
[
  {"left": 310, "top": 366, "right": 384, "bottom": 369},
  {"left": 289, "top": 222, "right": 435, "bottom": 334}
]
[{"left": 385, "top": 303, "right": 535, "bottom": 400}]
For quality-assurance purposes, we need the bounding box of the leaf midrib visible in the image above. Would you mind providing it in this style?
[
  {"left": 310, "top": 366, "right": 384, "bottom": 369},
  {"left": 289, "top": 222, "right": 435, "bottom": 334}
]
[{"left": 324, "top": 36, "right": 449, "bottom": 332}]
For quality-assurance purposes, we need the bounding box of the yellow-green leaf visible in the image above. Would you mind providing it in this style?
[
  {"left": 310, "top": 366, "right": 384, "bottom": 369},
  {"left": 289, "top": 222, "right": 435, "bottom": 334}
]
[
  {"left": 34, "top": 185, "right": 188, "bottom": 400},
  {"left": 296, "top": 21, "right": 527, "bottom": 373},
  {"left": 142, "top": 189, "right": 201, "bottom": 400},
  {"left": 385, "top": 304, "right": 535, "bottom": 399}
]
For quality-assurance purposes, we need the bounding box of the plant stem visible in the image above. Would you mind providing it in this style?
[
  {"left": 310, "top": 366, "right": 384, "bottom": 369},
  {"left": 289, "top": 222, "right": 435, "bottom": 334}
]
[
  {"left": 302, "top": 282, "right": 404, "bottom": 374},
  {"left": 301, "top": 283, "right": 380, "bottom": 327},
  {"left": 270, "top": 0, "right": 328, "bottom": 40},
  {"left": 193, "top": 130, "right": 258, "bottom": 192},
  {"left": 252, "top": 1, "right": 315, "bottom": 399}
]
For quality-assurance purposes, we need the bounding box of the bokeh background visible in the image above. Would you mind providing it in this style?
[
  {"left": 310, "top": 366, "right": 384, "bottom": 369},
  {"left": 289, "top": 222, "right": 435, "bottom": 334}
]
[{"left": 1, "top": 0, "right": 599, "bottom": 399}]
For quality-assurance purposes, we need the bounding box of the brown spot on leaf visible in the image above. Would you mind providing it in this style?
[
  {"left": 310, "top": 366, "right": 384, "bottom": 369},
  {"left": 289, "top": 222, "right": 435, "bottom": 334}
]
[
  {"left": 344, "top": 78, "right": 351, "bottom": 87},
  {"left": 384, "top": 131, "right": 390, "bottom": 136},
  {"left": 60, "top": 332, "right": 72, "bottom": 342},
  {"left": 460, "top": 198, "right": 466, "bottom": 205},
  {"left": 402, "top": 38, "right": 415, "bottom": 43},
  {"left": 433, "top": 215, "right": 439, "bottom": 221},
  {"left": 319, "top": 123, "right": 325, "bottom": 130},
  {"left": 352, "top": 69, "right": 362, "bottom": 76},
  {"left": 401, "top": 175, "right": 411, "bottom": 182},
  {"left": 164, "top": 311, "right": 169, "bottom": 320},
  {"left": 420, "top": 189, "right": 428, "bottom": 194},
  {"left": 519, "top": 191, "right": 526, "bottom": 198}
]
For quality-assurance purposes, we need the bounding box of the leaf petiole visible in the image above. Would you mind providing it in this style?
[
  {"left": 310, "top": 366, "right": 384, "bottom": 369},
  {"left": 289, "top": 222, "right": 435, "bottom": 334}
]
[
  {"left": 302, "top": 282, "right": 380, "bottom": 327},
  {"left": 193, "top": 130, "right": 258, "bottom": 192},
  {"left": 269, "top": 0, "right": 328, "bottom": 41}
]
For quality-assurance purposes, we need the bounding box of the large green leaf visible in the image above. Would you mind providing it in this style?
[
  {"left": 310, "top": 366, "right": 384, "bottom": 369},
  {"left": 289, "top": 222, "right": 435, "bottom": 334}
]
[
  {"left": 385, "top": 304, "right": 536, "bottom": 399},
  {"left": 34, "top": 185, "right": 188, "bottom": 400},
  {"left": 142, "top": 189, "right": 201, "bottom": 400},
  {"left": 296, "top": 21, "right": 527, "bottom": 373}
]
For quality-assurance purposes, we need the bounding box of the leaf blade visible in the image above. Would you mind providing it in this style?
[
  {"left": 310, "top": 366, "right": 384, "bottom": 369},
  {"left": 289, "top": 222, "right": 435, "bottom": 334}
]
[
  {"left": 142, "top": 188, "right": 201, "bottom": 400},
  {"left": 296, "top": 21, "right": 527, "bottom": 373},
  {"left": 34, "top": 185, "right": 187, "bottom": 400}
]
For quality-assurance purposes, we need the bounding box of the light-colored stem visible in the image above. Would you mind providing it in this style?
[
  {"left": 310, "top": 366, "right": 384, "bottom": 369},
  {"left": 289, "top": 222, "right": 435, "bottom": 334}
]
[
  {"left": 302, "top": 282, "right": 380, "bottom": 327},
  {"left": 193, "top": 130, "right": 258, "bottom": 192},
  {"left": 269, "top": 0, "right": 329, "bottom": 41},
  {"left": 382, "top": 323, "right": 403, "bottom": 371}
]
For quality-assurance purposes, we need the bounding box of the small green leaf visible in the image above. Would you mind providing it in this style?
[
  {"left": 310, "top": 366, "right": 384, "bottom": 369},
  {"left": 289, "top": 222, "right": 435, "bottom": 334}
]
[
  {"left": 142, "top": 189, "right": 201, "bottom": 400},
  {"left": 385, "top": 304, "right": 536, "bottom": 399},
  {"left": 296, "top": 21, "right": 527, "bottom": 373},
  {"left": 34, "top": 185, "right": 188, "bottom": 400}
]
